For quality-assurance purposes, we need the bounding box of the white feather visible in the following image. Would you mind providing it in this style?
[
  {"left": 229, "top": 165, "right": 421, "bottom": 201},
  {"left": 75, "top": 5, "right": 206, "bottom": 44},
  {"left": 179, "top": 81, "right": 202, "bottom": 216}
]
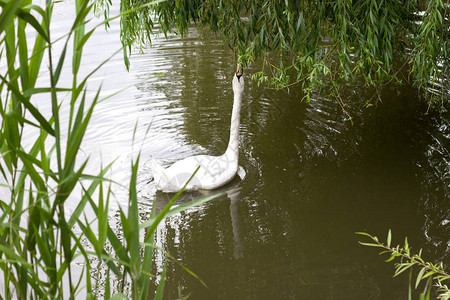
[{"left": 151, "top": 68, "right": 245, "bottom": 192}]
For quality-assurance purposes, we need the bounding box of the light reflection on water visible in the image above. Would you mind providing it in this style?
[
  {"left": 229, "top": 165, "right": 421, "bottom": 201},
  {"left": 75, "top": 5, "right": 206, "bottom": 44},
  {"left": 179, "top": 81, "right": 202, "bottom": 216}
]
[{"left": 12, "top": 1, "right": 450, "bottom": 298}]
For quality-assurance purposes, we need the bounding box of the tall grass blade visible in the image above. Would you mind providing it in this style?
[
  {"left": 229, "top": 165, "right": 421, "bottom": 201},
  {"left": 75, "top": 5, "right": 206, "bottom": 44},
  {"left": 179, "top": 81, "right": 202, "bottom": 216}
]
[
  {"left": 23, "top": 87, "right": 71, "bottom": 98},
  {"left": 408, "top": 269, "right": 412, "bottom": 300},
  {"left": 68, "top": 163, "right": 114, "bottom": 227},
  {"left": 139, "top": 189, "right": 232, "bottom": 230},
  {"left": 28, "top": 10, "right": 48, "bottom": 88},
  {"left": 75, "top": 220, "right": 123, "bottom": 277},
  {"left": 85, "top": 194, "right": 131, "bottom": 268},
  {"left": 54, "top": 40, "right": 68, "bottom": 85},
  {"left": 76, "top": 28, "right": 95, "bottom": 51},
  {"left": 0, "top": 0, "right": 228, "bottom": 297},
  {"left": 14, "top": 149, "right": 46, "bottom": 191},
  {"left": 0, "top": 74, "right": 55, "bottom": 136},
  {"left": 105, "top": 269, "right": 111, "bottom": 300},
  {"left": 138, "top": 187, "right": 157, "bottom": 298},
  {"left": 18, "top": 18, "right": 29, "bottom": 90},
  {"left": 110, "top": 294, "right": 127, "bottom": 300},
  {"left": 14, "top": 6, "right": 49, "bottom": 42},
  {"left": 0, "top": 0, "right": 22, "bottom": 34},
  {"left": 128, "top": 155, "right": 141, "bottom": 296},
  {"left": 56, "top": 159, "right": 88, "bottom": 203},
  {"left": 58, "top": 213, "right": 73, "bottom": 267},
  {"left": 72, "top": 0, "right": 91, "bottom": 76},
  {"left": 0, "top": 244, "right": 32, "bottom": 269},
  {"left": 154, "top": 263, "right": 167, "bottom": 300}
]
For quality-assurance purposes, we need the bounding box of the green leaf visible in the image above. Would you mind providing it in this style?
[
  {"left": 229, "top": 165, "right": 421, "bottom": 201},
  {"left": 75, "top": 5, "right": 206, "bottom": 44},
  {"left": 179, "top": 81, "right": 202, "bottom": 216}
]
[
  {"left": 55, "top": 159, "right": 88, "bottom": 207},
  {"left": 18, "top": 18, "right": 29, "bottom": 90},
  {"left": 358, "top": 242, "right": 381, "bottom": 247},
  {"left": 64, "top": 88, "right": 98, "bottom": 177},
  {"left": 35, "top": 230, "right": 52, "bottom": 267},
  {"left": 385, "top": 254, "right": 397, "bottom": 262},
  {"left": 0, "top": 0, "right": 22, "bottom": 34},
  {"left": 0, "top": 74, "right": 55, "bottom": 136},
  {"left": 76, "top": 28, "right": 95, "bottom": 51},
  {"left": 355, "top": 232, "right": 374, "bottom": 238},
  {"left": 128, "top": 155, "right": 140, "bottom": 279},
  {"left": 15, "top": 149, "right": 46, "bottom": 191},
  {"left": 85, "top": 192, "right": 130, "bottom": 269},
  {"left": 105, "top": 269, "right": 111, "bottom": 299},
  {"left": 422, "top": 270, "right": 436, "bottom": 280},
  {"left": 154, "top": 263, "right": 167, "bottom": 300},
  {"left": 408, "top": 269, "right": 412, "bottom": 300},
  {"left": 68, "top": 163, "right": 113, "bottom": 228},
  {"left": 53, "top": 40, "right": 68, "bottom": 85},
  {"left": 59, "top": 213, "right": 73, "bottom": 264},
  {"left": 23, "top": 87, "right": 72, "bottom": 98},
  {"left": 109, "top": 294, "right": 127, "bottom": 300},
  {"left": 395, "top": 263, "right": 413, "bottom": 277},
  {"left": 140, "top": 190, "right": 230, "bottom": 230},
  {"left": 0, "top": 244, "right": 31, "bottom": 268},
  {"left": 416, "top": 267, "right": 426, "bottom": 289},
  {"left": 15, "top": 7, "right": 49, "bottom": 42}
]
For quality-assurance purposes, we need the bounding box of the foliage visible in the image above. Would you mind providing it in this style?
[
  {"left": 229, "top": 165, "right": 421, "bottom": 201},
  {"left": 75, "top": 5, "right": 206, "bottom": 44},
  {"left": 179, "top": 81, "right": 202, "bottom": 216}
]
[
  {"left": 113, "top": 0, "right": 449, "bottom": 112},
  {"left": 357, "top": 230, "right": 450, "bottom": 300},
  {"left": 0, "top": 0, "right": 219, "bottom": 298}
]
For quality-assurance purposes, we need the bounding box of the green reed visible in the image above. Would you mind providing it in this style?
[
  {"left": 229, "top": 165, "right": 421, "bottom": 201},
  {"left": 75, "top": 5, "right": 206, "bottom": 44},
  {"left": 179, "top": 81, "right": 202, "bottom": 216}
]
[
  {"left": 358, "top": 231, "right": 450, "bottom": 300},
  {"left": 0, "top": 0, "right": 219, "bottom": 298}
]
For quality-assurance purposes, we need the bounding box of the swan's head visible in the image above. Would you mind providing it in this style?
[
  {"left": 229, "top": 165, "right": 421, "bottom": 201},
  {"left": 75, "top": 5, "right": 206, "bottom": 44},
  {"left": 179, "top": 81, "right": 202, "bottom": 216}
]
[{"left": 232, "top": 64, "right": 244, "bottom": 94}]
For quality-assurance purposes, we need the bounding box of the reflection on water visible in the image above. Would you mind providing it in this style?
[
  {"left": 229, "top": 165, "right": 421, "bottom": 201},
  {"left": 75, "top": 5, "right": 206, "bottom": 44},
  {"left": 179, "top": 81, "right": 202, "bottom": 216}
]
[
  {"left": 17, "top": 1, "right": 450, "bottom": 298},
  {"left": 137, "top": 35, "right": 449, "bottom": 298}
]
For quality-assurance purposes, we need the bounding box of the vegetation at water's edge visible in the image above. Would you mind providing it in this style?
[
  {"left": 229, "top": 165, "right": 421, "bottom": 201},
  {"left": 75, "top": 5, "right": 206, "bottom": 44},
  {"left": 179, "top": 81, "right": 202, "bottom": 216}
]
[
  {"left": 358, "top": 231, "right": 450, "bottom": 300},
  {"left": 0, "top": 0, "right": 219, "bottom": 298},
  {"left": 111, "top": 0, "right": 449, "bottom": 113},
  {"left": 1, "top": 0, "right": 448, "bottom": 298}
]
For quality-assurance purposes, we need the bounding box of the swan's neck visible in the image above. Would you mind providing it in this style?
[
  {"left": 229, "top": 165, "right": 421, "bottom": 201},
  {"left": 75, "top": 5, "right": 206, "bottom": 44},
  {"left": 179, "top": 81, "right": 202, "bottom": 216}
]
[{"left": 225, "top": 90, "right": 242, "bottom": 160}]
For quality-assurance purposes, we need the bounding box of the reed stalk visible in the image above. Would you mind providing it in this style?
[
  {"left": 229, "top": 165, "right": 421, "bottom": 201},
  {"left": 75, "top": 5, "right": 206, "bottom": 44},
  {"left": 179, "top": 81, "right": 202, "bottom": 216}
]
[{"left": 0, "top": 0, "right": 218, "bottom": 298}]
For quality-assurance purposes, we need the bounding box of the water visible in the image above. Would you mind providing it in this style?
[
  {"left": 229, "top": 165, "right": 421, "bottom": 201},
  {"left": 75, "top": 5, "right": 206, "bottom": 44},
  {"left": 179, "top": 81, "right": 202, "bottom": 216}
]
[{"left": 24, "top": 1, "right": 450, "bottom": 298}]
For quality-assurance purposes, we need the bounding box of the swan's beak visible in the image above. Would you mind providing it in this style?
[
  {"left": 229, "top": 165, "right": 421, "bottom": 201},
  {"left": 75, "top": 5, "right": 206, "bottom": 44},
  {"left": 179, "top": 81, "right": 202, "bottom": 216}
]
[{"left": 236, "top": 64, "right": 243, "bottom": 81}]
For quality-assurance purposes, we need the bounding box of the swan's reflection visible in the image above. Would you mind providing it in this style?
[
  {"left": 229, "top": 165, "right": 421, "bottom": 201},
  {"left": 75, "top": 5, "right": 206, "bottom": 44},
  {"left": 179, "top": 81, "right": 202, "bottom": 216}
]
[{"left": 228, "top": 189, "right": 244, "bottom": 260}]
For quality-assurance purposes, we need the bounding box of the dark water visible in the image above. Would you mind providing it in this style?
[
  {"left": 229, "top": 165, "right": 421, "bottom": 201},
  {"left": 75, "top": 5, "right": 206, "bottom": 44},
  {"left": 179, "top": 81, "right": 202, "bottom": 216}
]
[
  {"left": 136, "top": 36, "right": 449, "bottom": 299},
  {"left": 28, "top": 2, "right": 450, "bottom": 298}
]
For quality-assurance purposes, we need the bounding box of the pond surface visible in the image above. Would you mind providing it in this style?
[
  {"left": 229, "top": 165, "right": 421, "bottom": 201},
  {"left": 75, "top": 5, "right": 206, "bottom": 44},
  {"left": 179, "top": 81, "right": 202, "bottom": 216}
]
[{"left": 40, "top": 2, "right": 450, "bottom": 299}]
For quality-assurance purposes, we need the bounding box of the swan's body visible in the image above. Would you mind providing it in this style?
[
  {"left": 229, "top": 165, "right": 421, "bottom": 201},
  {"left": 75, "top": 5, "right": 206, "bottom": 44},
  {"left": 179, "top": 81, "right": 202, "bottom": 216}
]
[{"left": 151, "top": 65, "right": 245, "bottom": 192}]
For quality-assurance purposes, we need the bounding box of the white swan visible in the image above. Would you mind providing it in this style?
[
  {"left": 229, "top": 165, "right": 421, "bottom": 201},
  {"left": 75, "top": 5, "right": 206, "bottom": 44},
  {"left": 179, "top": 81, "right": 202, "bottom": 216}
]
[{"left": 150, "top": 64, "right": 245, "bottom": 192}]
